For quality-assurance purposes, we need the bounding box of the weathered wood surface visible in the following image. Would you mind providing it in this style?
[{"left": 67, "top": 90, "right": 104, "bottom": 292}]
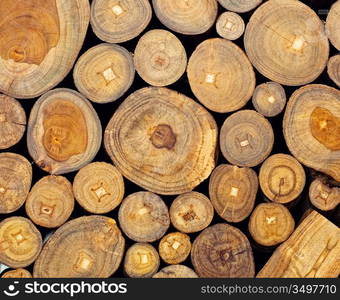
[
  {"left": 104, "top": 87, "right": 217, "bottom": 195},
  {"left": 244, "top": 0, "right": 329, "bottom": 86},
  {"left": 257, "top": 211, "right": 340, "bottom": 278},
  {"left": 27, "top": 88, "right": 102, "bottom": 175},
  {"left": 0, "top": 0, "right": 90, "bottom": 98},
  {"left": 33, "top": 216, "right": 125, "bottom": 278}
]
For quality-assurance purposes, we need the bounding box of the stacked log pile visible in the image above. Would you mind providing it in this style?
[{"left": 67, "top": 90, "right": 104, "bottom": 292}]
[{"left": 0, "top": 0, "right": 339, "bottom": 278}]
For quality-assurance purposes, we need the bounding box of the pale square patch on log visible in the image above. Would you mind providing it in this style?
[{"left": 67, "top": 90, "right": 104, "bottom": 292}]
[
  {"left": 112, "top": 4, "right": 124, "bottom": 16},
  {"left": 138, "top": 207, "right": 149, "bottom": 215},
  {"left": 40, "top": 205, "right": 54, "bottom": 216},
  {"left": 224, "top": 20, "right": 234, "bottom": 31},
  {"left": 102, "top": 68, "right": 116, "bottom": 83},
  {"left": 320, "top": 191, "right": 329, "bottom": 200},
  {"left": 0, "top": 113, "right": 6, "bottom": 122},
  {"left": 94, "top": 186, "right": 108, "bottom": 199},
  {"left": 291, "top": 36, "right": 306, "bottom": 51},
  {"left": 74, "top": 252, "right": 94, "bottom": 273},
  {"left": 0, "top": 186, "right": 5, "bottom": 193},
  {"left": 267, "top": 96, "right": 276, "bottom": 103},
  {"left": 230, "top": 187, "right": 239, "bottom": 197},
  {"left": 266, "top": 216, "right": 276, "bottom": 224},
  {"left": 140, "top": 254, "right": 149, "bottom": 264},
  {"left": 205, "top": 73, "right": 216, "bottom": 84},
  {"left": 240, "top": 140, "right": 249, "bottom": 147},
  {"left": 172, "top": 241, "right": 181, "bottom": 250}
]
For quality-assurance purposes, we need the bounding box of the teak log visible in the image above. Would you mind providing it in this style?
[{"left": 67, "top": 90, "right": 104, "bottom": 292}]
[
  {"left": 134, "top": 29, "right": 187, "bottom": 87},
  {"left": 33, "top": 216, "right": 125, "bottom": 278},
  {"left": 209, "top": 164, "right": 258, "bottom": 222},
  {"left": 124, "top": 243, "right": 160, "bottom": 278},
  {"left": 118, "top": 192, "right": 170, "bottom": 243},
  {"left": 1, "top": 268, "right": 32, "bottom": 278},
  {"left": 73, "top": 162, "right": 125, "bottom": 214},
  {"left": 283, "top": 84, "right": 340, "bottom": 182},
  {"left": 0, "top": 95, "right": 26, "bottom": 149},
  {"left": 152, "top": 0, "right": 217, "bottom": 35},
  {"left": 0, "top": 0, "right": 90, "bottom": 98},
  {"left": 220, "top": 110, "right": 274, "bottom": 167},
  {"left": 0, "top": 152, "right": 32, "bottom": 214},
  {"left": 91, "top": 0, "right": 152, "bottom": 43},
  {"left": 159, "top": 232, "right": 191, "bottom": 265},
  {"left": 328, "top": 55, "right": 340, "bottom": 88},
  {"left": 249, "top": 203, "right": 295, "bottom": 247},
  {"left": 217, "top": 0, "right": 262, "bottom": 13},
  {"left": 257, "top": 211, "right": 340, "bottom": 278},
  {"left": 170, "top": 192, "right": 214, "bottom": 234},
  {"left": 326, "top": 0, "right": 340, "bottom": 51},
  {"left": 27, "top": 88, "right": 102, "bottom": 175},
  {"left": 25, "top": 176, "right": 74, "bottom": 228},
  {"left": 259, "top": 154, "right": 306, "bottom": 204},
  {"left": 74, "top": 43, "right": 135, "bottom": 104},
  {"left": 153, "top": 265, "right": 198, "bottom": 278},
  {"left": 0, "top": 217, "right": 42, "bottom": 268},
  {"left": 104, "top": 87, "right": 217, "bottom": 195},
  {"left": 252, "top": 82, "right": 286, "bottom": 117},
  {"left": 187, "top": 38, "right": 255, "bottom": 113},
  {"left": 216, "top": 12, "right": 245, "bottom": 41},
  {"left": 191, "top": 223, "right": 255, "bottom": 278},
  {"left": 244, "top": 0, "right": 329, "bottom": 86},
  {"left": 309, "top": 179, "right": 340, "bottom": 212}
]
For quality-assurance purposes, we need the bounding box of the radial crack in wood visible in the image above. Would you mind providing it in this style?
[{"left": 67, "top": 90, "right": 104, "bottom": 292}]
[
  {"left": 91, "top": 0, "right": 152, "bottom": 43},
  {"left": 191, "top": 223, "right": 255, "bottom": 278},
  {"left": 27, "top": 88, "right": 102, "bottom": 175},
  {"left": 25, "top": 176, "right": 74, "bottom": 228},
  {"left": 283, "top": 84, "right": 340, "bottom": 181},
  {"left": 187, "top": 38, "right": 255, "bottom": 113},
  {"left": 257, "top": 211, "right": 340, "bottom": 278},
  {"left": 33, "top": 216, "right": 125, "bottom": 278},
  {"left": 244, "top": 0, "right": 329, "bottom": 86},
  {"left": 0, "top": 217, "right": 42, "bottom": 268},
  {"left": 209, "top": 164, "right": 258, "bottom": 223},
  {"left": 104, "top": 87, "right": 217, "bottom": 195}
]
